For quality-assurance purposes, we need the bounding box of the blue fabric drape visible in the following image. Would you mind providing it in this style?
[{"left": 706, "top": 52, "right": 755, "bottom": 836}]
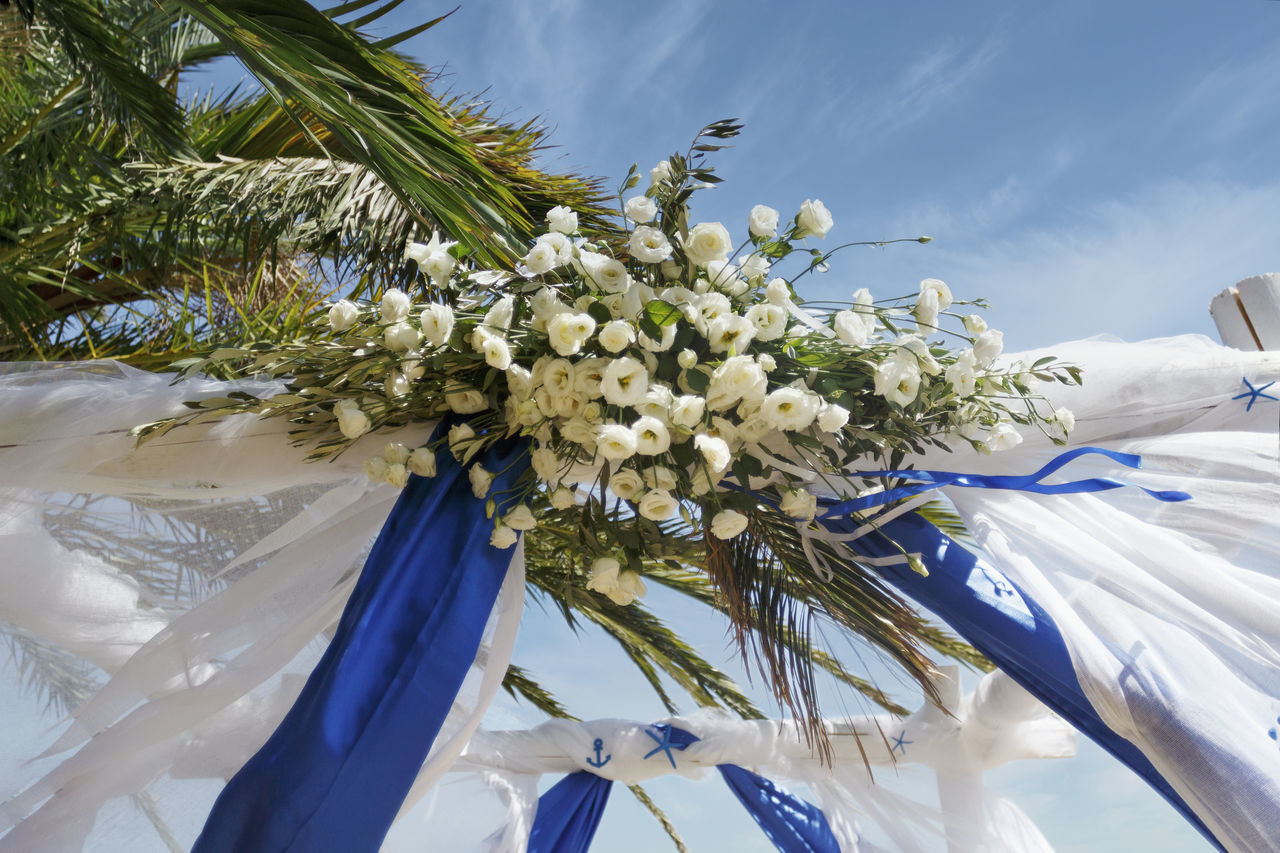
[
  {"left": 718, "top": 764, "right": 840, "bottom": 853},
  {"left": 193, "top": 437, "right": 528, "bottom": 853},
  {"left": 838, "top": 509, "right": 1223, "bottom": 851},
  {"left": 526, "top": 771, "right": 615, "bottom": 853}
]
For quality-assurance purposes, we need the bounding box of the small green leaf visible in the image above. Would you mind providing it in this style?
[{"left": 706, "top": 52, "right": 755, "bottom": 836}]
[
  {"left": 587, "top": 301, "right": 613, "bottom": 326},
  {"left": 644, "top": 300, "right": 683, "bottom": 327}
]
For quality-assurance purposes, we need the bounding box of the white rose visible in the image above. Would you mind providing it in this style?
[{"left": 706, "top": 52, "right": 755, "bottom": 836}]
[
  {"left": 531, "top": 447, "right": 563, "bottom": 485},
  {"left": 985, "top": 422, "right": 1023, "bottom": 452},
  {"left": 914, "top": 287, "right": 940, "bottom": 331},
  {"left": 963, "top": 314, "right": 988, "bottom": 335},
  {"left": 794, "top": 199, "right": 833, "bottom": 239},
  {"left": 328, "top": 300, "right": 360, "bottom": 332},
  {"left": 758, "top": 353, "right": 776, "bottom": 372},
  {"left": 578, "top": 251, "right": 631, "bottom": 294},
  {"left": 546, "top": 204, "right": 578, "bottom": 234},
  {"left": 446, "top": 388, "right": 488, "bottom": 414},
  {"left": 407, "top": 448, "right": 437, "bottom": 477},
  {"left": 706, "top": 355, "right": 767, "bottom": 411},
  {"left": 401, "top": 358, "right": 425, "bottom": 381},
  {"left": 632, "top": 416, "right": 671, "bottom": 455},
  {"left": 745, "top": 303, "right": 787, "bottom": 341},
  {"left": 424, "top": 250, "right": 456, "bottom": 288},
  {"left": 546, "top": 312, "right": 597, "bottom": 357},
  {"left": 677, "top": 349, "right": 698, "bottom": 369},
  {"left": 504, "top": 504, "right": 538, "bottom": 531},
  {"left": 541, "top": 357, "right": 576, "bottom": 396},
  {"left": 385, "top": 370, "right": 410, "bottom": 399},
  {"left": 766, "top": 277, "right": 791, "bottom": 305},
  {"left": 1049, "top": 406, "right": 1076, "bottom": 439},
  {"left": 710, "top": 509, "right": 749, "bottom": 539},
  {"left": 598, "top": 320, "right": 636, "bottom": 353},
  {"left": 780, "top": 488, "right": 818, "bottom": 521},
  {"left": 448, "top": 422, "right": 475, "bottom": 456},
  {"left": 670, "top": 394, "right": 706, "bottom": 428},
  {"left": 382, "top": 441, "right": 410, "bottom": 465},
  {"left": 560, "top": 417, "right": 597, "bottom": 446},
  {"left": 919, "top": 278, "right": 953, "bottom": 311},
  {"left": 748, "top": 204, "right": 779, "bottom": 238},
  {"left": 596, "top": 424, "right": 638, "bottom": 461},
  {"left": 384, "top": 322, "right": 421, "bottom": 353},
  {"left": 630, "top": 225, "right": 674, "bottom": 264},
  {"left": 643, "top": 466, "right": 678, "bottom": 492},
  {"left": 335, "top": 399, "right": 370, "bottom": 439},
  {"left": 637, "top": 384, "right": 673, "bottom": 420},
  {"left": 897, "top": 334, "right": 941, "bottom": 374},
  {"left": 601, "top": 356, "right": 649, "bottom": 407},
  {"left": 420, "top": 303, "right": 454, "bottom": 348},
  {"left": 694, "top": 433, "right": 732, "bottom": 473},
  {"left": 682, "top": 222, "right": 733, "bottom": 267},
  {"left": 362, "top": 455, "right": 389, "bottom": 483},
  {"left": 523, "top": 241, "right": 558, "bottom": 275},
  {"left": 705, "top": 259, "right": 746, "bottom": 295},
  {"left": 638, "top": 489, "right": 679, "bottom": 521},
  {"left": 738, "top": 253, "right": 771, "bottom": 282},
  {"left": 380, "top": 288, "right": 412, "bottom": 323},
  {"left": 638, "top": 323, "right": 676, "bottom": 352},
  {"left": 660, "top": 259, "right": 683, "bottom": 280},
  {"left": 834, "top": 309, "right": 874, "bottom": 346},
  {"left": 550, "top": 487, "right": 577, "bottom": 509},
  {"left": 484, "top": 295, "right": 515, "bottom": 331},
  {"left": 609, "top": 468, "right": 645, "bottom": 500},
  {"left": 737, "top": 412, "right": 772, "bottom": 443},
  {"left": 506, "top": 364, "right": 534, "bottom": 399},
  {"left": 973, "top": 329, "right": 1005, "bottom": 367},
  {"left": 476, "top": 332, "right": 512, "bottom": 370},
  {"left": 761, "top": 386, "right": 821, "bottom": 431},
  {"left": 817, "top": 403, "right": 850, "bottom": 432},
  {"left": 874, "top": 355, "right": 922, "bottom": 407},
  {"left": 385, "top": 462, "right": 409, "bottom": 489},
  {"left": 706, "top": 314, "right": 756, "bottom": 355},
  {"left": 625, "top": 195, "right": 658, "bottom": 223},
  {"left": 469, "top": 464, "right": 494, "bottom": 498},
  {"left": 490, "top": 524, "right": 518, "bottom": 549},
  {"left": 586, "top": 556, "right": 621, "bottom": 595},
  {"left": 945, "top": 350, "right": 978, "bottom": 398},
  {"left": 650, "top": 160, "right": 674, "bottom": 186}
]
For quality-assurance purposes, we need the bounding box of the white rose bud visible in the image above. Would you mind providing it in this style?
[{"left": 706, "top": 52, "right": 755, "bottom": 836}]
[
  {"left": 874, "top": 354, "right": 922, "bottom": 407},
  {"left": 625, "top": 195, "right": 658, "bottom": 223},
  {"left": 383, "top": 441, "right": 411, "bottom": 465},
  {"left": 710, "top": 509, "right": 749, "bottom": 539},
  {"left": 362, "top": 455, "right": 389, "bottom": 483},
  {"left": 985, "top": 422, "right": 1023, "bottom": 452},
  {"left": 919, "top": 278, "right": 953, "bottom": 311},
  {"left": 490, "top": 524, "right": 519, "bottom": 549},
  {"left": 448, "top": 422, "right": 475, "bottom": 457},
  {"left": 479, "top": 334, "right": 512, "bottom": 370},
  {"left": 546, "top": 204, "right": 579, "bottom": 234},
  {"left": 384, "top": 322, "right": 421, "bottom": 353},
  {"left": 766, "top": 277, "right": 791, "bottom": 305},
  {"left": 650, "top": 160, "right": 674, "bottom": 186},
  {"left": 817, "top": 403, "right": 850, "bottom": 432},
  {"left": 385, "top": 463, "right": 409, "bottom": 489},
  {"left": 547, "top": 312, "right": 597, "bottom": 357},
  {"left": 380, "top": 288, "right": 412, "bottom": 323},
  {"left": 677, "top": 349, "right": 698, "bottom": 369},
  {"left": 779, "top": 488, "right": 818, "bottom": 521},
  {"left": 794, "top": 199, "right": 833, "bottom": 239},
  {"left": 758, "top": 353, "right": 776, "bottom": 372},
  {"left": 694, "top": 433, "right": 732, "bottom": 473},
  {"left": 328, "top": 300, "right": 360, "bottom": 332},
  {"left": 446, "top": 388, "right": 488, "bottom": 414},
  {"left": 834, "top": 310, "right": 874, "bottom": 347},
  {"left": 598, "top": 320, "right": 636, "bottom": 353},
  {"left": 670, "top": 394, "right": 706, "bottom": 428},
  {"left": 638, "top": 489, "right": 679, "bottom": 521},
  {"left": 550, "top": 487, "right": 577, "bottom": 509},
  {"left": 522, "top": 241, "right": 558, "bottom": 275},
  {"left": 470, "top": 464, "right": 494, "bottom": 498},
  {"left": 335, "top": 399, "right": 370, "bottom": 439},
  {"left": 963, "top": 314, "right": 988, "bottom": 335},
  {"left": 407, "top": 448, "right": 437, "bottom": 477},
  {"left": 745, "top": 303, "right": 787, "bottom": 341}
]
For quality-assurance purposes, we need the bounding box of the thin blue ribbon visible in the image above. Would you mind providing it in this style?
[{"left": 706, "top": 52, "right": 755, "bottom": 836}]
[
  {"left": 820, "top": 446, "right": 1191, "bottom": 519},
  {"left": 193, "top": 435, "right": 529, "bottom": 853}
]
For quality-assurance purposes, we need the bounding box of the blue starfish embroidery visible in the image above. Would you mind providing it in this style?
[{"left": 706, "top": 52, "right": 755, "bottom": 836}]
[
  {"left": 643, "top": 724, "right": 689, "bottom": 769},
  {"left": 890, "top": 731, "right": 913, "bottom": 755},
  {"left": 1233, "top": 378, "right": 1278, "bottom": 412}
]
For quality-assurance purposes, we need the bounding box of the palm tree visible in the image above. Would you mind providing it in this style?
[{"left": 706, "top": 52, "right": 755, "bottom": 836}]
[{"left": 0, "top": 1, "right": 988, "bottom": 847}]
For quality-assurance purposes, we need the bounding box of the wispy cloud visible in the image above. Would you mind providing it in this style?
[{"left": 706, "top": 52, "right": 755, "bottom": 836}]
[{"left": 1175, "top": 36, "right": 1280, "bottom": 145}]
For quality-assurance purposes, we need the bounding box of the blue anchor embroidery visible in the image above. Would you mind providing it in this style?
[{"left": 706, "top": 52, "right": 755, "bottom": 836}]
[
  {"left": 643, "top": 724, "right": 689, "bottom": 769},
  {"left": 1233, "top": 377, "right": 1278, "bottom": 412},
  {"left": 1268, "top": 718, "right": 1279, "bottom": 746},
  {"left": 890, "top": 731, "right": 913, "bottom": 755},
  {"left": 586, "top": 738, "right": 611, "bottom": 769}
]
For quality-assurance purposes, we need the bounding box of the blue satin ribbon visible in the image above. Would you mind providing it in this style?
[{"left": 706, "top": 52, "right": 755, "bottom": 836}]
[
  {"left": 820, "top": 446, "right": 1191, "bottom": 519},
  {"left": 526, "top": 726, "right": 839, "bottom": 853},
  {"left": 193, "top": 436, "right": 529, "bottom": 853},
  {"left": 842, "top": 510, "right": 1224, "bottom": 851}
]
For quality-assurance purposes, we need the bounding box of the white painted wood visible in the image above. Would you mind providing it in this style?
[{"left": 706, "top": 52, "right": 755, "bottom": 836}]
[
  {"left": 1210, "top": 286, "right": 1260, "bottom": 350},
  {"left": 1236, "top": 273, "right": 1280, "bottom": 351}
]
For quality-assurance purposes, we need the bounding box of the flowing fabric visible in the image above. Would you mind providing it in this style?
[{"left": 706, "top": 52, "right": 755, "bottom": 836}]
[
  {"left": 526, "top": 772, "right": 614, "bottom": 853},
  {"left": 193, "top": 438, "right": 529, "bottom": 852}
]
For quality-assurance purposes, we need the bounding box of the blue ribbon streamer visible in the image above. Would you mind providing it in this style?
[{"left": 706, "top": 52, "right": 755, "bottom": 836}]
[
  {"left": 193, "top": 437, "right": 529, "bottom": 853},
  {"left": 820, "top": 446, "right": 1190, "bottom": 519},
  {"left": 839, "top": 510, "right": 1224, "bottom": 851},
  {"left": 527, "top": 772, "right": 615, "bottom": 853}
]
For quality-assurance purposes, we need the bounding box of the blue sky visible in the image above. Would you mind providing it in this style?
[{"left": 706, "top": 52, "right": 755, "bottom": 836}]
[{"left": 188, "top": 1, "right": 1275, "bottom": 849}]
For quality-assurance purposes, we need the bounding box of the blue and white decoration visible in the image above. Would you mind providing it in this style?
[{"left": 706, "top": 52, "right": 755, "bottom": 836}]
[{"left": 0, "top": 331, "right": 1277, "bottom": 852}]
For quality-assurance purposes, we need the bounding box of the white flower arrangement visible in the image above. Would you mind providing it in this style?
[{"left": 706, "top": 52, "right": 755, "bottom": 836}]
[{"left": 143, "top": 122, "right": 1079, "bottom": 609}]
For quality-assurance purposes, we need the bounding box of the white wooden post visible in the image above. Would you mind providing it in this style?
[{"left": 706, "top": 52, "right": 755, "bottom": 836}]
[{"left": 1210, "top": 273, "right": 1280, "bottom": 351}]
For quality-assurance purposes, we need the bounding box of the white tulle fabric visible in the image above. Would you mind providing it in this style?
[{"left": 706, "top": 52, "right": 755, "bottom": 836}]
[
  {"left": 818, "top": 335, "right": 1280, "bottom": 853},
  {"left": 0, "top": 361, "right": 523, "bottom": 851},
  {"left": 455, "top": 668, "right": 1072, "bottom": 853}
]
